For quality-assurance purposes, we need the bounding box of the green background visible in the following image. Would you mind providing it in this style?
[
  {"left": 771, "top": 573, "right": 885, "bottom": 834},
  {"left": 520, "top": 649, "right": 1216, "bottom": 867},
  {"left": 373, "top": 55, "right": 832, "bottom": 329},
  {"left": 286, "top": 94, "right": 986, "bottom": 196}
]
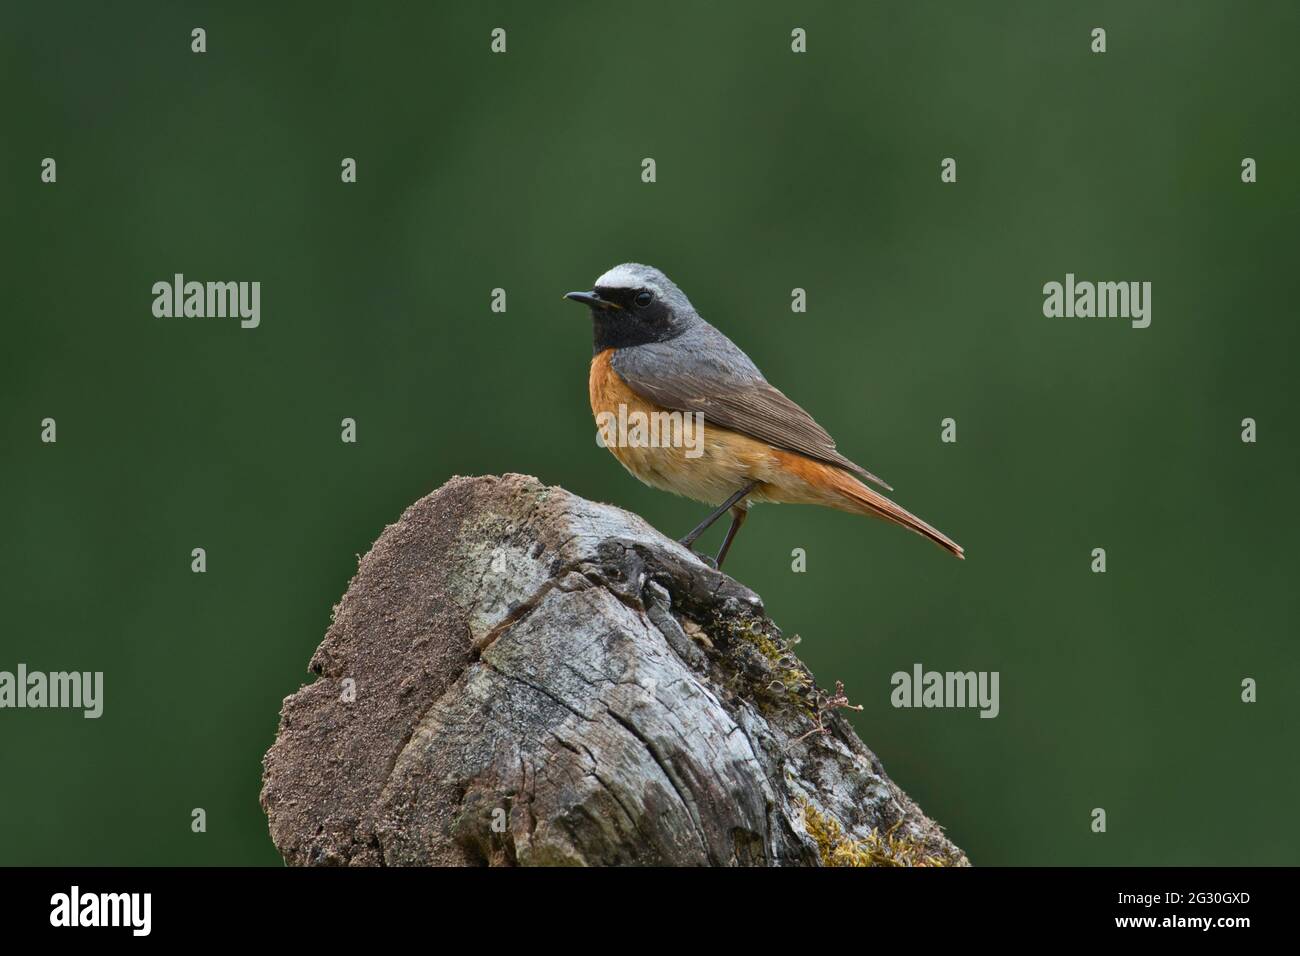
[{"left": 3, "top": 1, "right": 1297, "bottom": 866}]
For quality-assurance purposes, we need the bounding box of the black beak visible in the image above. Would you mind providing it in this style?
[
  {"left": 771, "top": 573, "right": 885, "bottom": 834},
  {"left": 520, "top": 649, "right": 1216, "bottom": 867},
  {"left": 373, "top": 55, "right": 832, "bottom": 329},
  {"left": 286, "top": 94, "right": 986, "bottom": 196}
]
[{"left": 564, "top": 290, "right": 619, "bottom": 310}]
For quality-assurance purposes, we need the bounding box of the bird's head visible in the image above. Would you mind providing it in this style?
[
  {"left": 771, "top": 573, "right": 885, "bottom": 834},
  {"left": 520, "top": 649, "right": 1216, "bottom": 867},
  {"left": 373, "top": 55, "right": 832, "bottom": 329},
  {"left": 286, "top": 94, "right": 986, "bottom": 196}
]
[{"left": 565, "top": 263, "right": 698, "bottom": 353}]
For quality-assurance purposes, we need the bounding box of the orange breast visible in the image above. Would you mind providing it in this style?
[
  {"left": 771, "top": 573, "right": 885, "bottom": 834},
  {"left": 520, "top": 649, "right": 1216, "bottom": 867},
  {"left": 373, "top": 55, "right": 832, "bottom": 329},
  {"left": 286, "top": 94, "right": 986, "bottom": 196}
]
[{"left": 588, "top": 348, "right": 646, "bottom": 420}]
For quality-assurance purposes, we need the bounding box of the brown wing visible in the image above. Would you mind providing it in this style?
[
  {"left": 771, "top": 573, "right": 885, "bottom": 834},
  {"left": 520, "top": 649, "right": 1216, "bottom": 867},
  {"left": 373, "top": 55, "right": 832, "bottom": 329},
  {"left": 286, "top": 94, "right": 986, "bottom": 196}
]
[{"left": 611, "top": 349, "right": 893, "bottom": 491}]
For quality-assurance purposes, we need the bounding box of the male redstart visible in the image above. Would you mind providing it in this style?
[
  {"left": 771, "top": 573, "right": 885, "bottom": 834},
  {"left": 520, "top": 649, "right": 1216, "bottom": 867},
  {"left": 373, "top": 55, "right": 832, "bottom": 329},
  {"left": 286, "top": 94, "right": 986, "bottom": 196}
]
[{"left": 565, "top": 263, "right": 963, "bottom": 568}]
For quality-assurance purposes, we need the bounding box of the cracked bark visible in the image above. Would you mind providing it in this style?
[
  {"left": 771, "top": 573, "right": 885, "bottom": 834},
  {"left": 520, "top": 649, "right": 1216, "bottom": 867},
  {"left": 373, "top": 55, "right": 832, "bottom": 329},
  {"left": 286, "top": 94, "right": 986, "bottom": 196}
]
[{"left": 260, "top": 473, "right": 968, "bottom": 867}]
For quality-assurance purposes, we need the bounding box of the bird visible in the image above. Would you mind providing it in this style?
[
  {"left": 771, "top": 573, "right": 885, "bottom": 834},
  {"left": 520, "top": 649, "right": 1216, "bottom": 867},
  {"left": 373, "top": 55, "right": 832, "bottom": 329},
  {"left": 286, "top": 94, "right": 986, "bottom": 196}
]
[{"left": 565, "top": 263, "right": 963, "bottom": 569}]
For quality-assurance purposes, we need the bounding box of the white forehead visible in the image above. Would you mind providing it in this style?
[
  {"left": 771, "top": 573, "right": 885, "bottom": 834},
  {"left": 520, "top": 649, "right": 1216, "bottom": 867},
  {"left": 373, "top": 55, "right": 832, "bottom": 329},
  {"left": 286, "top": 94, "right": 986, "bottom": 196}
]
[{"left": 594, "top": 263, "right": 663, "bottom": 294}]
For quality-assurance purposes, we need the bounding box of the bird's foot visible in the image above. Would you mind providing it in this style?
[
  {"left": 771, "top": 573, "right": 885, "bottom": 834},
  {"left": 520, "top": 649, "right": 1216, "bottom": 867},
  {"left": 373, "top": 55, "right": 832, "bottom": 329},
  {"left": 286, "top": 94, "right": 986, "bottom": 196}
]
[{"left": 678, "top": 543, "right": 717, "bottom": 569}]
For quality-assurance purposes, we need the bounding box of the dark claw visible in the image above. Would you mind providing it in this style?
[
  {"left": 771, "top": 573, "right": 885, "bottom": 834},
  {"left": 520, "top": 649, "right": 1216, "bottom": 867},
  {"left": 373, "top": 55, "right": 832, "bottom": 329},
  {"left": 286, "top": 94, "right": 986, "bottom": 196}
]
[{"left": 689, "top": 549, "right": 717, "bottom": 569}]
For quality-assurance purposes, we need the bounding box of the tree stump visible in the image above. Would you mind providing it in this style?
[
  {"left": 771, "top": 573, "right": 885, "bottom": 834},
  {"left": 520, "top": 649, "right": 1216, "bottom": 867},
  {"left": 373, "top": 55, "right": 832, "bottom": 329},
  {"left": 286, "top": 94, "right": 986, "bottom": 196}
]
[{"left": 260, "top": 474, "right": 968, "bottom": 866}]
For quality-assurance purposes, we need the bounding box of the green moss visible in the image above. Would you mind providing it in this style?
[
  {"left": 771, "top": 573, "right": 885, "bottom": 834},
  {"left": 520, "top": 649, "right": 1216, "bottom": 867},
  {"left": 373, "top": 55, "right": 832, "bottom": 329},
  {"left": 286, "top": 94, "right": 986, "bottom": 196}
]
[
  {"left": 748, "top": 629, "right": 812, "bottom": 696},
  {"left": 801, "top": 800, "right": 960, "bottom": 868},
  {"left": 702, "top": 612, "right": 814, "bottom": 714}
]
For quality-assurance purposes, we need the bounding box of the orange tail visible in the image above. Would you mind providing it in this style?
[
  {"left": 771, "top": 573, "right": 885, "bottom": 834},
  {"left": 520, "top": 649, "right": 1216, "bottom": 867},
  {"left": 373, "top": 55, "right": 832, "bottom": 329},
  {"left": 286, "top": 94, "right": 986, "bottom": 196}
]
[{"left": 822, "top": 467, "right": 964, "bottom": 559}]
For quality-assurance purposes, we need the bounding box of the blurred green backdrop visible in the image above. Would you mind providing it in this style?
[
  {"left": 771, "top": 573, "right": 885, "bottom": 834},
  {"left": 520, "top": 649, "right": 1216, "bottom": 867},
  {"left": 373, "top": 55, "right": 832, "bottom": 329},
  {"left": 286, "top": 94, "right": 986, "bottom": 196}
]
[{"left": 2, "top": 1, "right": 1298, "bottom": 866}]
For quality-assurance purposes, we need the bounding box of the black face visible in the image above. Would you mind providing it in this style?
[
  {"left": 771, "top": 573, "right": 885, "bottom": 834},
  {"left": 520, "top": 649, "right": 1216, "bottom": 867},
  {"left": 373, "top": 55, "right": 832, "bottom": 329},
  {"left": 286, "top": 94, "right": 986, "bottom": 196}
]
[{"left": 576, "top": 286, "right": 683, "bottom": 353}]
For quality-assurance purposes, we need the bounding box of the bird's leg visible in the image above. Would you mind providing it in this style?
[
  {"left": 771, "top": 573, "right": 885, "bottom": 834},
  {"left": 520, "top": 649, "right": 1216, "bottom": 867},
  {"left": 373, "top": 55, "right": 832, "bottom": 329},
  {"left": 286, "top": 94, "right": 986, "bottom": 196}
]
[
  {"left": 679, "top": 481, "right": 759, "bottom": 552},
  {"left": 713, "top": 506, "right": 749, "bottom": 569}
]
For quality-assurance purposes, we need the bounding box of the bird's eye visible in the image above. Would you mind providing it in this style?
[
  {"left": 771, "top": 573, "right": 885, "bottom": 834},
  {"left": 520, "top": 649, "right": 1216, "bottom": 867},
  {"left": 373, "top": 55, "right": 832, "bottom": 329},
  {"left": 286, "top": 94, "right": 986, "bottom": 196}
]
[{"left": 634, "top": 290, "right": 654, "bottom": 308}]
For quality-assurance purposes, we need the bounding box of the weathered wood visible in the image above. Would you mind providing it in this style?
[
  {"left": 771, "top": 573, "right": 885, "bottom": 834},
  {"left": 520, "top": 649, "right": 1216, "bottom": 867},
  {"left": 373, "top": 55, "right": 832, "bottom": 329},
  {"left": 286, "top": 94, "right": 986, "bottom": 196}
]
[{"left": 260, "top": 474, "right": 968, "bottom": 866}]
